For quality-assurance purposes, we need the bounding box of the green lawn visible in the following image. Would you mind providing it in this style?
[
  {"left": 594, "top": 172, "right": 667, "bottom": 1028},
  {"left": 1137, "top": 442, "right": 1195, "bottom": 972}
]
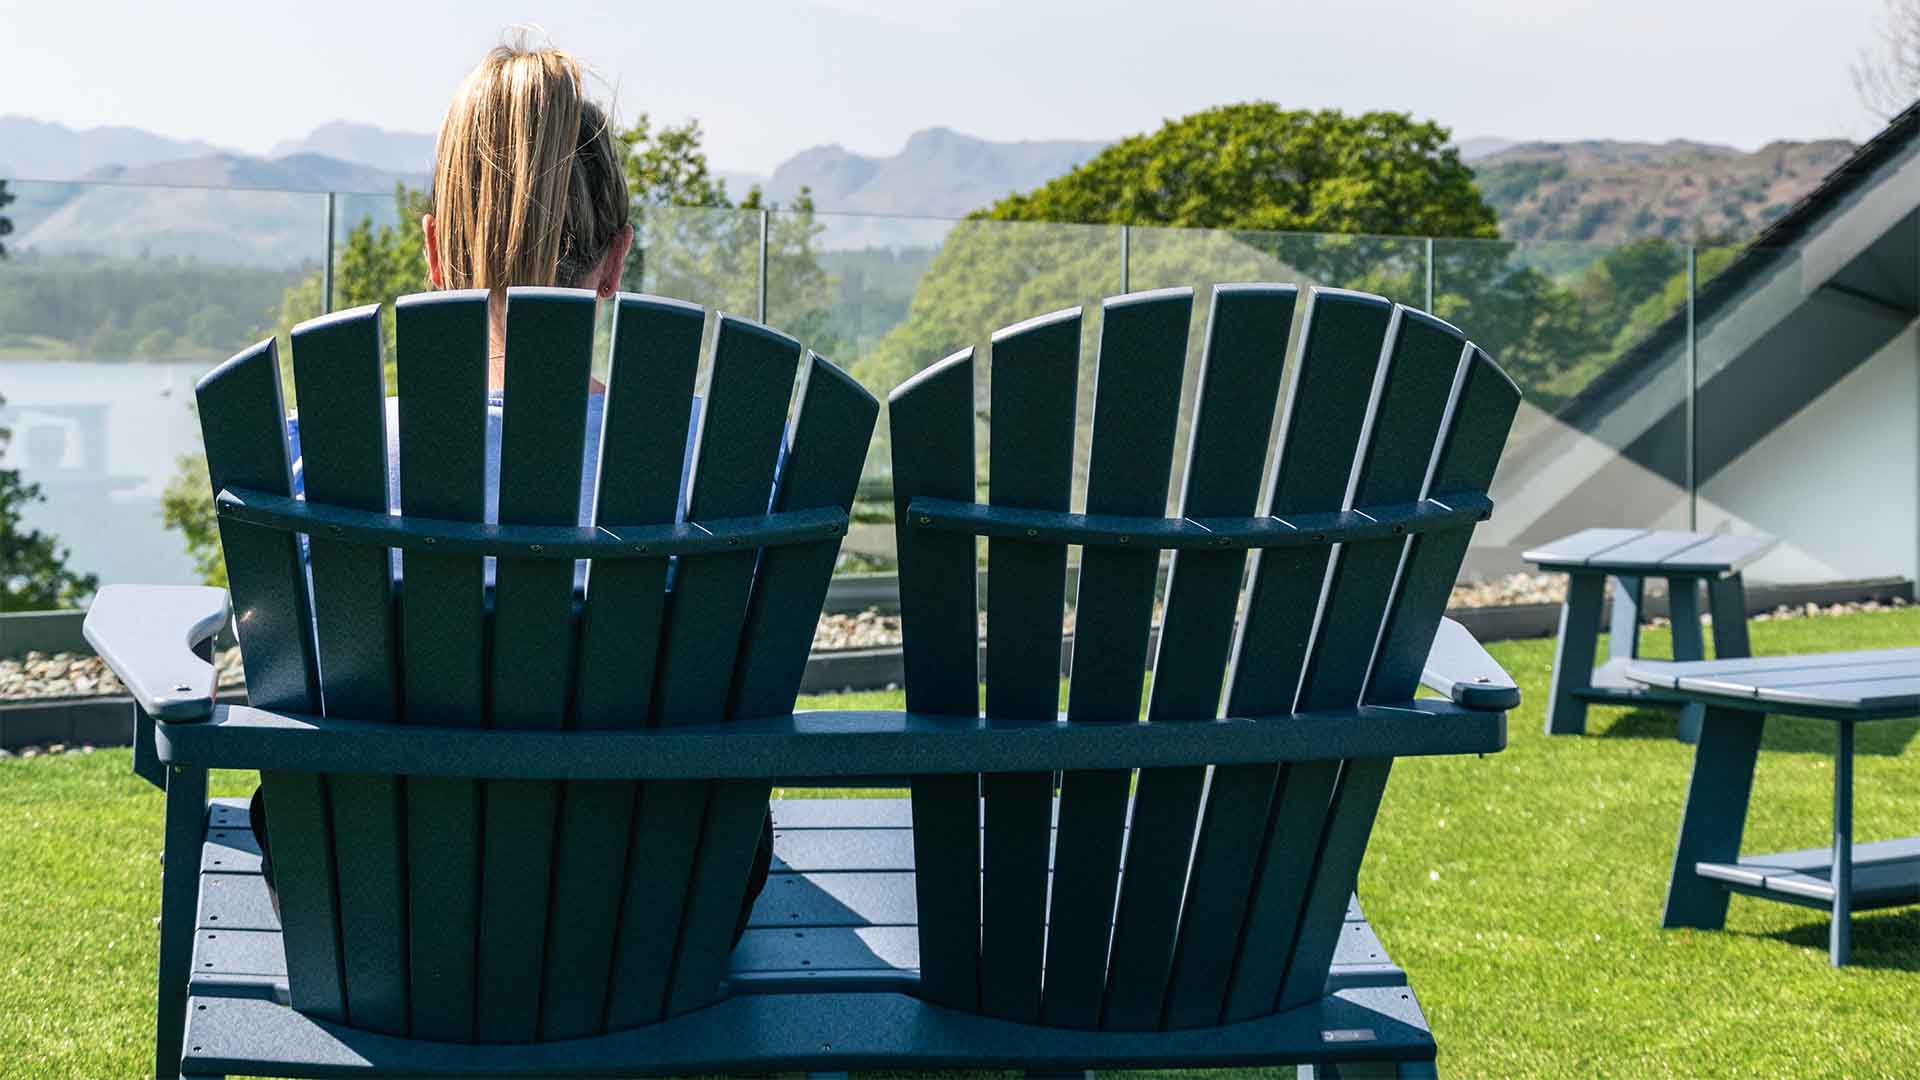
[{"left": 6, "top": 610, "right": 1920, "bottom": 1077}]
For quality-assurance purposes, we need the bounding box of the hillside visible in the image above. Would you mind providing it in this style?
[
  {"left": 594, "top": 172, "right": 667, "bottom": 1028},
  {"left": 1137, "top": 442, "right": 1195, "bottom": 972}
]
[
  {"left": 0, "top": 117, "right": 1869, "bottom": 254},
  {"left": 0, "top": 115, "right": 227, "bottom": 180},
  {"left": 1473, "top": 138, "right": 1857, "bottom": 245},
  {"left": 269, "top": 121, "right": 436, "bottom": 176},
  {"left": 14, "top": 154, "right": 422, "bottom": 267},
  {"left": 762, "top": 126, "right": 1108, "bottom": 218}
]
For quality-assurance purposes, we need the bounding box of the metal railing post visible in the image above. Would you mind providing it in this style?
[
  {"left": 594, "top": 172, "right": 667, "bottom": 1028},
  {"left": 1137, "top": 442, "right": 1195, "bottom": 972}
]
[
  {"left": 1120, "top": 224, "right": 1131, "bottom": 295},
  {"left": 1424, "top": 236, "right": 1435, "bottom": 311},
  {"left": 758, "top": 208, "right": 770, "bottom": 323},
  {"left": 322, "top": 192, "right": 336, "bottom": 315},
  {"left": 1686, "top": 244, "right": 1698, "bottom": 529}
]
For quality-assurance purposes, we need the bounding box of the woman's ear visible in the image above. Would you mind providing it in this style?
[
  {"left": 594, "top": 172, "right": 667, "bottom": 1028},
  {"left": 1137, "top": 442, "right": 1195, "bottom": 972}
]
[
  {"left": 422, "top": 213, "right": 444, "bottom": 289},
  {"left": 594, "top": 223, "right": 634, "bottom": 299}
]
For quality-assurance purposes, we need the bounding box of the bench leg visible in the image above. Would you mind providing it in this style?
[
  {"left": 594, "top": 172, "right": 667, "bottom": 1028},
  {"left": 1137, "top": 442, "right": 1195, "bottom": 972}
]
[
  {"left": 1667, "top": 578, "right": 1707, "bottom": 744},
  {"left": 1607, "top": 574, "right": 1644, "bottom": 662},
  {"left": 1832, "top": 720, "right": 1854, "bottom": 968},
  {"left": 1663, "top": 706, "right": 1762, "bottom": 930},
  {"left": 1706, "top": 574, "right": 1753, "bottom": 659},
  {"left": 1545, "top": 574, "right": 1606, "bottom": 736},
  {"left": 157, "top": 766, "right": 208, "bottom": 1080}
]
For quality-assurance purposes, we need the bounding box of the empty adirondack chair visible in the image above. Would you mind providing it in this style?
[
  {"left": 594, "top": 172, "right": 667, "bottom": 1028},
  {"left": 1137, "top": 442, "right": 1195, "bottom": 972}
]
[
  {"left": 884, "top": 283, "right": 1521, "bottom": 1077},
  {"left": 85, "top": 281, "right": 1520, "bottom": 1080}
]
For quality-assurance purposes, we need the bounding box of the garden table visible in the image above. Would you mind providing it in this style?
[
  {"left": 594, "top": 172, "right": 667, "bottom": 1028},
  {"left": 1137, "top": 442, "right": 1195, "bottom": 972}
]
[
  {"left": 1627, "top": 648, "right": 1920, "bottom": 966},
  {"left": 1526, "top": 528, "right": 1777, "bottom": 742}
]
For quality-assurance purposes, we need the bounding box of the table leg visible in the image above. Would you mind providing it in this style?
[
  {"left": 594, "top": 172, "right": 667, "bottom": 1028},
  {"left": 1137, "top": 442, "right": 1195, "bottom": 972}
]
[
  {"left": 1832, "top": 719, "right": 1854, "bottom": 967},
  {"left": 1545, "top": 574, "right": 1606, "bottom": 736},
  {"left": 1663, "top": 705, "right": 1763, "bottom": 930},
  {"left": 1668, "top": 578, "right": 1707, "bottom": 744}
]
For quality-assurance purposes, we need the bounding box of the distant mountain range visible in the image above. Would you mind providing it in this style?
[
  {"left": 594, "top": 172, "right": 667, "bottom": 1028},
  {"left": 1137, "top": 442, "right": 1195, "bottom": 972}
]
[
  {"left": 1470, "top": 138, "right": 1858, "bottom": 245},
  {"left": 0, "top": 115, "right": 226, "bottom": 181},
  {"left": 269, "top": 121, "right": 436, "bottom": 176},
  {"left": 755, "top": 126, "right": 1108, "bottom": 218},
  {"left": 0, "top": 116, "right": 1866, "bottom": 263}
]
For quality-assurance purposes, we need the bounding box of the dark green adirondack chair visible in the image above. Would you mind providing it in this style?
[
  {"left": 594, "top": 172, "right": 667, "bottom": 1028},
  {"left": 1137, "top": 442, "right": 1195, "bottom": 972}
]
[
  {"left": 85, "top": 287, "right": 878, "bottom": 1079},
  {"left": 885, "top": 283, "right": 1521, "bottom": 1077},
  {"left": 85, "top": 281, "right": 1520, "bottom": 1079}
]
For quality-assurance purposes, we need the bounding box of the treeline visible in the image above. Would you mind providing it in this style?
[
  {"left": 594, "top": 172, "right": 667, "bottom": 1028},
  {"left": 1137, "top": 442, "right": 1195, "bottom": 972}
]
[{"left": 0, "top": 251, "right": 307, "bottom": 361}]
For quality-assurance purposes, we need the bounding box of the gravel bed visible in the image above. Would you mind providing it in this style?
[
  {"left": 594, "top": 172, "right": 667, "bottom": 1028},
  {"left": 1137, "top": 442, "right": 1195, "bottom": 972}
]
[{"left": 2, "top": 581, "right": 1905, "bottom": 706}]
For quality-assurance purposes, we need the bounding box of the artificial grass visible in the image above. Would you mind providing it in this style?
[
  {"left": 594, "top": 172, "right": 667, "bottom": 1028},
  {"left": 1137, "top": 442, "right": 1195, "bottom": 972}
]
[{"left": 5, "top": 610, "right": 1920, "bottom": 1077}]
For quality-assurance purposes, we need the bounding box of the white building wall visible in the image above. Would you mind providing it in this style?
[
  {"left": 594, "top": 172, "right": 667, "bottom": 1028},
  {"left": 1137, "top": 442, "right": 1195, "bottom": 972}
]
[{"left": 1698, "top": 322, "right": 1919, "bottom": 584}]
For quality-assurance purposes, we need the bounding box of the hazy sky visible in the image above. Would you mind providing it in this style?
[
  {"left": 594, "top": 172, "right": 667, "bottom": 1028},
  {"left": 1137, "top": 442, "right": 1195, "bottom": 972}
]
[{"left": 0, "top": 0, "right": 1894, "bottom": 172}]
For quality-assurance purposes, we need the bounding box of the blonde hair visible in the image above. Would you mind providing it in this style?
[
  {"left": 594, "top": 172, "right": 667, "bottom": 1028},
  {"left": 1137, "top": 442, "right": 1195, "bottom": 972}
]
[{"left": 429, "top": 36, "right": 630, "bottom": 291}]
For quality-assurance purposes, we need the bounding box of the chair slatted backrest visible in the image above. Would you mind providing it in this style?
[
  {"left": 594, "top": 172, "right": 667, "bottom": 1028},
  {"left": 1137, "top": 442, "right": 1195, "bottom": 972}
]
[
  {"left": 889, "top": 283, "right": 1520, "bottom": 1032},
  {"left": 194, "top": 287, "right": 877, "bottom": 1044}
]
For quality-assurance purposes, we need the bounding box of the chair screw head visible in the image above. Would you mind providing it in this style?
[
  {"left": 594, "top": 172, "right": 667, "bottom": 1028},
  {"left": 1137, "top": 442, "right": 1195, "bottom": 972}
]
[
  {"left": 329, "top": 525, "right": 343, "bottom": 535},
  {"left": 1025, "top": 528, "right": 1038, "bottom": 538},
  {"left": 423, "top": 537, "right": 436, "bottom": 545},
  {"left": 172, "top": 683, "right": 192, "bottom": 693},
  {"left": 530, "top": 544, "right": 544, "bottom": 554},
  {"left": 1475, "top": 675, "right": 1492, "bottom": 683},
  {"left": 728, "top": 537, "right": 740, "bottom": 546},
  {"left": 636, "top": 545, "right": 650, "bottom": 554},
  {"left": 1118, "top": 535, "right": 1131, "bottom": 544},
  {"left": 1312, "top": 533, "right": 1326, "bottom": 543},
  {"left": 918, "top": 515, "right": 931, "bottom": 526},
  {"left": 1215, "top": 536, "right": 1231, "bottom": 546},
  {"left": 1393, "top": 523, "right": 1406, "bottom": 535}
]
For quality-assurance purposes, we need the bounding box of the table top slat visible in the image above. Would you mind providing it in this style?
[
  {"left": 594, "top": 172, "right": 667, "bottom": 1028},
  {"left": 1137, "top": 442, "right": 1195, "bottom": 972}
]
[
  {"left": 1521, "top": 528, "right": 1647, "bottom": 566},
  {"left": 1626, "top": 647, "right": 1920, "bottom": 715},
  {"left": 1652, "top": 532, "right": 1777, "bottom": 574},
  {"left": 1578, "top": 530, "right": 1714, "bottom": 570},
  {"left": 1525, "top": 527, "right": 1777, "bottom": 575}
]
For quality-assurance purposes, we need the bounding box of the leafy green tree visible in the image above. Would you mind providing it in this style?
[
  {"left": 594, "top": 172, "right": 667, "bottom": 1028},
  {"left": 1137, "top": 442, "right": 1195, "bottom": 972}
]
[
  {"left": 617, "top": 114, "right": 842, "bottom": 354},
  {"left": 274, "top": 183, "right": 431, "bottom": 393},
  {"left": 858, "top": 103, "right": 1499, "bottom": 400},
  {"left": 160, "top": 449, "right": 225, "bottom": 589},
  {"left": 984, "top": 103, "right": 1498, "bottom": 240},
  {"left": 0, "top": 179, "right": 15, "bottom": 259},
  {"left": 0, "top": 393, "right": 100, "bottom": 610}
]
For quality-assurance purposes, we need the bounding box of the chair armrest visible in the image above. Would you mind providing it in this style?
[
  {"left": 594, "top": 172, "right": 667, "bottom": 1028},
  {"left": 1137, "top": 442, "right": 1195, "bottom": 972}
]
[
  {"left": 1420, "top": 617, "right": 1520, "bottom": 711},
  {"left": 153, "top": 698, "right": 1506, "bottom": 778},
  {"left": 82, "top": 584, "right": 230, "bottom": 722}
]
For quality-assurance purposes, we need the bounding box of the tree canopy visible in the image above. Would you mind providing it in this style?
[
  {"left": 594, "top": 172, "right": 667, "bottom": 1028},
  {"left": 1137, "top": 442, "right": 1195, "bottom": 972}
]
[{"left": 981, "top": 103, "right": 1499, "bottom": 239}]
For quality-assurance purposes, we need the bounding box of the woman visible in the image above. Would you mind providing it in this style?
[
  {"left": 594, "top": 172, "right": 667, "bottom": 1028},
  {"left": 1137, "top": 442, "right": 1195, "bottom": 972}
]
[{"left": 254, "top": 35, "right": 774, "bottom": 945}]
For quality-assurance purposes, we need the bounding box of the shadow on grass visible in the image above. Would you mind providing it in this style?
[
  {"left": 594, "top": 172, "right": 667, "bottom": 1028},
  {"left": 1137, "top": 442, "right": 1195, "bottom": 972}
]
[
  {"left": 1744, "top": 907, "right": 1920, "bottom": 972},
  {"left": 1594, "top": 709, "right": 1920, "bottom": 757},
  {"left": 1593, "top": 706, "right": 1686, "bottom": 742}
]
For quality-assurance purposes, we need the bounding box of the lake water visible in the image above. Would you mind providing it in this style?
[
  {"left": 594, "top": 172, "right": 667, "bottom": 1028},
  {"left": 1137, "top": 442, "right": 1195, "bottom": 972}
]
[{"left": 0, "top": 359, "right": 210, "bottom": 589}]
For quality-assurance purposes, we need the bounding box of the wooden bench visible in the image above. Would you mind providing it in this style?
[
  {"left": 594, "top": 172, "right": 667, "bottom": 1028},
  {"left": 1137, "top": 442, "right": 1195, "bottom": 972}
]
[
  {"left": 1526, "top": 528, "right": 1776, "bottom": 742},
  {"left": 1627, "top": 648, "right": 1920, "bottom": 966}
]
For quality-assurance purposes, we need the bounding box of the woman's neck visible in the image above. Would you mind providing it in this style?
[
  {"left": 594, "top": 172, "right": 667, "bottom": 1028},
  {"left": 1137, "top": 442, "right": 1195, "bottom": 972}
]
[{"left": 483, "top": 291, "right": 607, "bottom": 395}]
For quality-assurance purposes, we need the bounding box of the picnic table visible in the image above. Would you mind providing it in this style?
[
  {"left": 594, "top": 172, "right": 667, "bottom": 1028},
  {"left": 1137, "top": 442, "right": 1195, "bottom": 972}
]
[
  {"left": 1525, "top": 528, "right": 1777, "bottom": 742},
  {"left": 1627, "top": 648, "right": 1920, "bottom": 966}
]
